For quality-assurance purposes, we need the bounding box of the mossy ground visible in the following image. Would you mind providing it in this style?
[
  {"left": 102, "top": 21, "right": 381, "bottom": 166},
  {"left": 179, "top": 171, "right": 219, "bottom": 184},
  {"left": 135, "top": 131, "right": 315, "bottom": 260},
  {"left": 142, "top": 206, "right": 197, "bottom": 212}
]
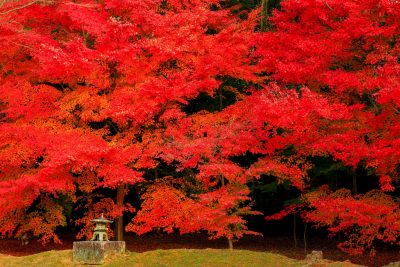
[{"left": 0, "top": 249, "right": 361, "bottom": 267}]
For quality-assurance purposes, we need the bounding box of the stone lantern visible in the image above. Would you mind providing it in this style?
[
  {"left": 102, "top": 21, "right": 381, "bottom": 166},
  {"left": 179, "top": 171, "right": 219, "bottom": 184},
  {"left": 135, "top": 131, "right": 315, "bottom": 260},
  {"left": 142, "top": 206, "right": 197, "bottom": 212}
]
[
  {"left": 73, "top": 213, "right": 126, "bottom": 265},
  {"left": 91, "top": 213, "right": 113, "bottom": 241}
]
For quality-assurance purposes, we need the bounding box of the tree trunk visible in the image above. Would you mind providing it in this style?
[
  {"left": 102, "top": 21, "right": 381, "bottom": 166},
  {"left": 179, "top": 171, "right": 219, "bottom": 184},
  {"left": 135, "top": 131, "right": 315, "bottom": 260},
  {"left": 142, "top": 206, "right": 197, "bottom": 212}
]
[
  {"left": 293, "top": 214, "right": 298, "bottom": 248},
  {"left": 260, "top": 0, "right": 269, "bottom": 31},
  {"left": 218, "top": 87, "right": 223, "bottom": 111},
  {"left": 352, "top": 173, "right": 357, "bottom": 195},
  {"left": 303, "top": 222, "right": 307, "bottom": 253},
  {"left": 228, "top": 238, "right": 233, "bottom": 250},
  {"left": 114, "top": 184, "right": 126, "bottom": 241},
  {"left": 218, "top": 88, "right": 225, "bottom": 187}
]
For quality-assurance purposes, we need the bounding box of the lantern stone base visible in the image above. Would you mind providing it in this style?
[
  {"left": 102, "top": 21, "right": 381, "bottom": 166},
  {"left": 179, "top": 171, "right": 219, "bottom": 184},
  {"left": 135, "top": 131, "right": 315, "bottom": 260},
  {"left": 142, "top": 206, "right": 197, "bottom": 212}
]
[{"left": 73, "top": 241, "right": 125, "bottom": 265}]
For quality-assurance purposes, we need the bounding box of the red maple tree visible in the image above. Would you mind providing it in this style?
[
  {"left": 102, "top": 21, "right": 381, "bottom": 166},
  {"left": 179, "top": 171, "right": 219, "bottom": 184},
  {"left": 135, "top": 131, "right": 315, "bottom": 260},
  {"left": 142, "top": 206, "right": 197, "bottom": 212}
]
[
  {"left": 0, "top": 0, "right": 398, "bottom": 254},
  {"left": 258, "top": 0, "right": 400, "bottom": 254},
  {"left": 0, "top": 0, "right": 260, "bottom": 244}
]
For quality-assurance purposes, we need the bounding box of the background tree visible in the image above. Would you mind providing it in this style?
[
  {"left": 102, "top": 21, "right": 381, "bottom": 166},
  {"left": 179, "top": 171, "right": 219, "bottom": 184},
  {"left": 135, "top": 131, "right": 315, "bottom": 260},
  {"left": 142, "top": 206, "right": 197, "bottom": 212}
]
[{"left": 255, "top": 0, "right": 400, "bottom": 254}]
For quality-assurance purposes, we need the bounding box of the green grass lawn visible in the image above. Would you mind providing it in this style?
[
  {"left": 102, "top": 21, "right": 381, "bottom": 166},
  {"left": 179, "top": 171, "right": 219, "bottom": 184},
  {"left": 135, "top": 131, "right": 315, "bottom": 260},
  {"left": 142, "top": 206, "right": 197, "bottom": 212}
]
[{"left": 0, "top": 249, "right": 361, "bottom": 267}]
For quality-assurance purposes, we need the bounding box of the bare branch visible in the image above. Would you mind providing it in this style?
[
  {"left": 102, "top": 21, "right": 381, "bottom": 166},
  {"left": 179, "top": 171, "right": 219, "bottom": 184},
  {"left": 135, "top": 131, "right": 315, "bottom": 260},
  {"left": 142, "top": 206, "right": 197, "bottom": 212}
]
[
  {"left": 324, "top": 1, "right": 334, "bottom": 12},
  {"left": 64, "top": 2, "right": 97, "bottom": 8},
  {"left": 0, "top": 0, "right": 7, "bottom": 9},
  {"left": 0, "top": 0, "right": 38, "bottom": 15},
  {"left": 10, "top": 41, "right": 31, "bottom": 49}
]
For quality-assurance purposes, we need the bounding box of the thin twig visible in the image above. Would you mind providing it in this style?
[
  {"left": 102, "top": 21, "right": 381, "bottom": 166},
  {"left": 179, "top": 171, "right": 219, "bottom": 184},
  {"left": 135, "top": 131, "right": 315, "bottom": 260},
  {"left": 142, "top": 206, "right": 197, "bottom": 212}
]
[
  {"left": 0, "top": 0, "right": 7, "bottom": 9},
  {"left": 64, "top": 2, "right": 97, "bottom": 8},
  {"left": 4, "top": 19, "right": 25, "bottom": 33},
  {"left": 11, "top": 41, "right": 31, "bottom": 49},
  {"left": 0, "top": 1, "right": 39, "bottom": 15},
  {"left": 324, "top": 1, "right": 334, "bottom": 12}
]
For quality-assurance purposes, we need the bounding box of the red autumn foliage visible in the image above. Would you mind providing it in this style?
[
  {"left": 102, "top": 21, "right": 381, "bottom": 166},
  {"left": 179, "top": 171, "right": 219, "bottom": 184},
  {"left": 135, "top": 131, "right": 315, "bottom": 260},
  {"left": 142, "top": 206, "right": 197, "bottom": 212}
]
[
  {"left": 127, "top": 177, "right": 260, "bottom": 241},
  {"left": 258, "top": 0, "right": 400, "bottom": 253},
  {"left": 0, "top": 0, "right": 398, "bottom": 254},
  {"left": 303, "top": 188, "right": 400, "bottom": 255}
]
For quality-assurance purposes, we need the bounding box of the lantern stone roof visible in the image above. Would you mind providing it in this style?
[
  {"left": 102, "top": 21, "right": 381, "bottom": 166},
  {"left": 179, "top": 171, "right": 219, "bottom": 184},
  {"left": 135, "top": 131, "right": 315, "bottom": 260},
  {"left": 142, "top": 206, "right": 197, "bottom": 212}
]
[{"left": 91, "top": 213, "right": 113, "bottom": 224}]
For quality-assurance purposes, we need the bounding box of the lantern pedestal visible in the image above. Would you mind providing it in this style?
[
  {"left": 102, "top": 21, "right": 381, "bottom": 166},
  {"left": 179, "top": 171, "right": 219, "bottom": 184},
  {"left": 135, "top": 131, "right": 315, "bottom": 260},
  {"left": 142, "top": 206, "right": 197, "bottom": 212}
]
[{"left": 73, "top": 241, "right": 125, "bottom": 264}]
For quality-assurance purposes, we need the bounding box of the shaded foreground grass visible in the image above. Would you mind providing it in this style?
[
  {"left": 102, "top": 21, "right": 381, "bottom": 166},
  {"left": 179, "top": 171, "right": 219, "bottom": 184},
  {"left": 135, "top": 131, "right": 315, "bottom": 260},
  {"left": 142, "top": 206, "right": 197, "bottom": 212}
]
[{"left": 0, "top": 248, "right": 361, "bottom": 267}]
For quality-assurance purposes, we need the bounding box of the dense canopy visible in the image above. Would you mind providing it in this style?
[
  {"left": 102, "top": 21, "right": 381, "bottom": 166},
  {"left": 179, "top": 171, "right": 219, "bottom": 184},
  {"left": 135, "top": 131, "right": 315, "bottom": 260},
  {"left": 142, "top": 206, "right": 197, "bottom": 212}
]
[{"left": 0, "top": 0, "right": 399, "bottom": 254}]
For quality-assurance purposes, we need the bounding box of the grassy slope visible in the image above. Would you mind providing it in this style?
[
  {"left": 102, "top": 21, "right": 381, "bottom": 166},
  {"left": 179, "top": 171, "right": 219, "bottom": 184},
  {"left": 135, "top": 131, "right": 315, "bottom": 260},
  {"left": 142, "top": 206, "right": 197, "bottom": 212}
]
[{"left": 0, "top": 249, "right": 361, "bottom": 267}]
